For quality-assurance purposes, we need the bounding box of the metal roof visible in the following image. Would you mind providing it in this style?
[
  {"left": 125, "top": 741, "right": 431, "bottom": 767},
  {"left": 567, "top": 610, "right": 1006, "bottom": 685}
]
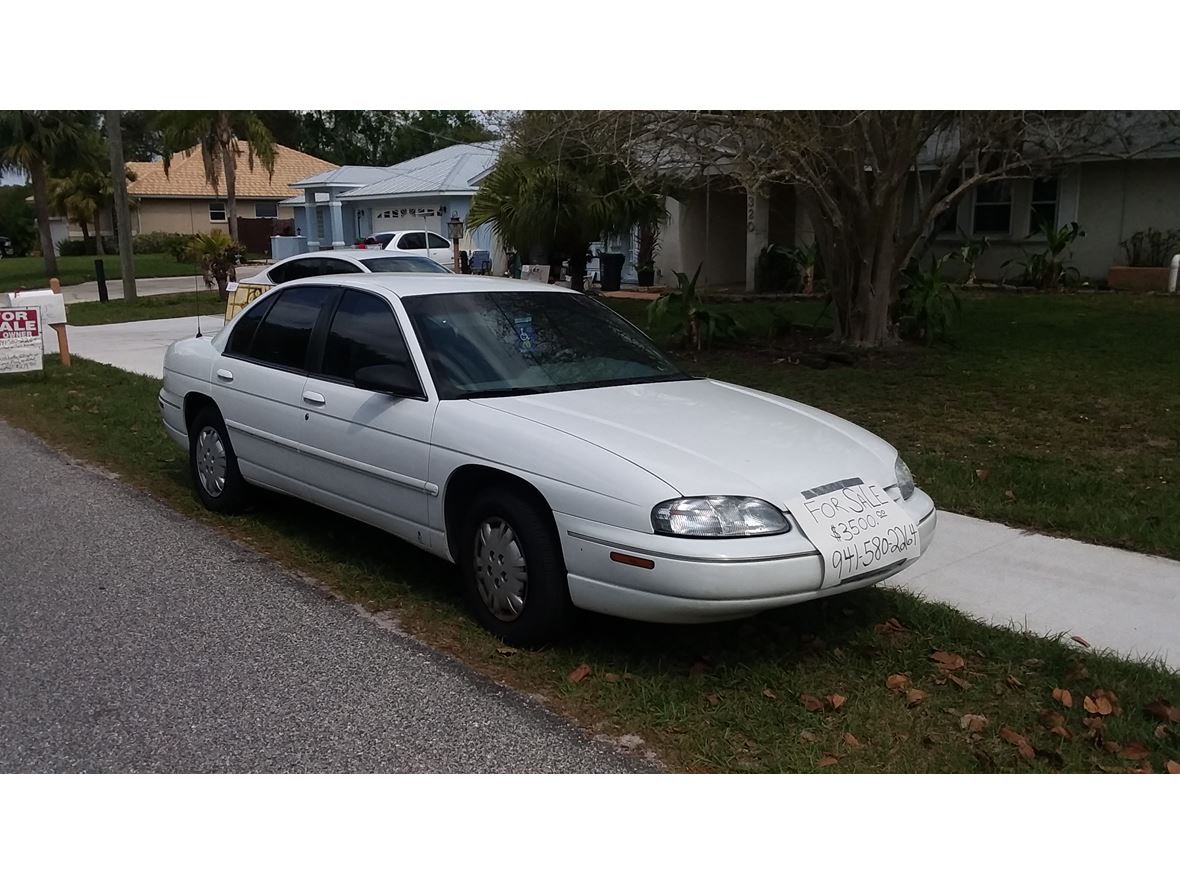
[
  {"left": 291, "top": 165, "right": 396, "bottom": 189},
  {"left": 338, "top": 141, "right": 502, "bottom": 201}
]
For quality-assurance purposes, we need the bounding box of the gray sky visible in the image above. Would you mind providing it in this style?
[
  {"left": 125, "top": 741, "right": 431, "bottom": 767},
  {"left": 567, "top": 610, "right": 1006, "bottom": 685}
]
[{"left": 1, "top": 168, "right": 28, "bottom": 186}]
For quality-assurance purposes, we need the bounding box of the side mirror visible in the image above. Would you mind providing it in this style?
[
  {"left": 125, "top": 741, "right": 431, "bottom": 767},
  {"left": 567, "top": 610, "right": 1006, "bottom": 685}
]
[{"left": 354, "top": 363, "right": 423, "bottom": 399}]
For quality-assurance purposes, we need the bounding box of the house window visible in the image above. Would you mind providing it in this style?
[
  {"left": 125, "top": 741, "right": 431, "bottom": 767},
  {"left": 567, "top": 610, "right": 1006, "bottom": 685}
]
[
  {"left": 209, "top": 202, "right": 227, "bottom": 222},
  {"left": 255, "top": 201, "right": 279, "bottom": 219},
  {"left": 972, "top": 182, "right": 1012, "bottom": 235},
  {"left": 1028, "top": 177, "right": 1058, "bottom": 235}
]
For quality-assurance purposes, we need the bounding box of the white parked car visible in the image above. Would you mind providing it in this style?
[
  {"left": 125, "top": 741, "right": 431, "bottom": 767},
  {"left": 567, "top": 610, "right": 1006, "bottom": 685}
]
[
  {"left": 242, "top": 249, "right": 449, "bottom": 287},
  {"left": 159, "top": 275, "right": 936, "bottom": 644},
  {"left": 363, "top": 229, "right": 453, "bottom": 264}
]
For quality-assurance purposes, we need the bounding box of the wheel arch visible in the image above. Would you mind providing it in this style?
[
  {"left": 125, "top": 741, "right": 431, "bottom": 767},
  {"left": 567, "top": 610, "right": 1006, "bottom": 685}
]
[
  {"left": 183, "top": 392, "right": 218, "bottom": 434},
  {"left": 442, "top": 464, "right": 561, "bottom": 563}
]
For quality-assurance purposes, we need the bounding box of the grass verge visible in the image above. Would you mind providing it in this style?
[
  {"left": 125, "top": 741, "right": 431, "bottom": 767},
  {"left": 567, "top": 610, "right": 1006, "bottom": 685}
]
[
  {"left": 608, "top": 291, "right": 1180, "bottom": 560},
  {"left": 66, "top": 290, "right": 223, "bottom": 326},
  {"left": 1, "top": 253, "right": 199, "bottom": 291},
  {"left": 2, "top": 358, "right": 1178, "bottom": 773}
]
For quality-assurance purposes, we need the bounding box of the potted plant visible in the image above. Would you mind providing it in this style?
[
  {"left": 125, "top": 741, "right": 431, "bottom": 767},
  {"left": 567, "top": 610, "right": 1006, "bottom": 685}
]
[{"left": 1108, "top": 228, "right": 1180, "bottom": 291}]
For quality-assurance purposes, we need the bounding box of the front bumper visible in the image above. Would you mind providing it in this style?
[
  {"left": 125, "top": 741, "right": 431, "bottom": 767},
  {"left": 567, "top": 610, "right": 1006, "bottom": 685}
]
[
  {"left": 558, "top": 488, "right": 937, "bottom": 623},
  {"left": 158, "top": 389, "right": 188, "bottom": 451}
]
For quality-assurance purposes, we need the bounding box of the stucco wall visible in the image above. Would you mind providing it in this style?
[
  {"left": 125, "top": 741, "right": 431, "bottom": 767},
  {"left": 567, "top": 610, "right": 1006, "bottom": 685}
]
[
  {"left": 657, "top": 186, "right": 747, "bottom": 287},
  {"left": 134, "top": 198, "right": 294, "bottom": 237}
]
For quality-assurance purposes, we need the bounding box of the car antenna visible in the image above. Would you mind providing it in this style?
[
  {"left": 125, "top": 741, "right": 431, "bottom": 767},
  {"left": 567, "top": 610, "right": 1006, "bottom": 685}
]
[{"left": 190, "top": 213, "right": 202, "bottom": 338}]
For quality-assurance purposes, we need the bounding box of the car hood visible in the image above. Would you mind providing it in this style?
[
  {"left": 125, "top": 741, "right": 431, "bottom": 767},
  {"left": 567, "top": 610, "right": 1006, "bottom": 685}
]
[{"left": 474, "top": 378, "right": 900, "bottom": 505}]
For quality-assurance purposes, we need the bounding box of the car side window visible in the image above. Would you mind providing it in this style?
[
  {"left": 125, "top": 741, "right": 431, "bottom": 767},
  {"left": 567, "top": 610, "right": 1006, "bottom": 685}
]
[
  {"left": 320, "top": 288, "right": 414, "bottom": 383},
  {"left": 249, "top": 286, "right": 329, "bottom": 372},
  {"left": 398, "top": 232, "right": 426, "bottom": 250},
  {"left": 225, "top": 296, "right": 272, "bottom": 356},
  {"left": 269, "top": 258, "right": 315, "bottom": 284},
  {"left": 427, "top": 232, "right": 450, "bottom": 250},
  {"left": 318, "top": 258, "right": 363, "bottom": 275}
]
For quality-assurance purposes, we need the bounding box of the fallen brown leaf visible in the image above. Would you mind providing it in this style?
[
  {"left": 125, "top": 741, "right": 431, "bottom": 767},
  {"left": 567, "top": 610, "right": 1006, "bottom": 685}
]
[
  {"left": 885, "top": 673, "right": 910, "bottom": 692},
  {"left": 906, "top": 689, "right": 927, "bottom": 707},
  {"left": 1154, "top": 724, "right": 1170, "bottom": 740},
  {"left": 826, "top": 693, "right": 847, "bottom": 711},
  {"left": 1144, "top": 699, "right": 1180, "bottom": 723},
  {"left": 1083, "top": 695, "right": 1113, "bottom": 716},
  {"left": 1166, "top": 760, "right": 1180, "bottom": 774},
  {"left": 1006, "top": 674, "right": 1025, "bottom": 689},
  {"left": 1093, "top": 688, "right": 1121, "bottom": 715},
  {"left": 1120, "top": 742, "right": 1151, "bottom": 761},
  {"left": 1004, "top": 489, "right": 1017, "bottom": 501},
  {"left": 1071, "top": 635, "right": 1091, "bottom": 648},
  {"left": 1131, "top": 762, "right": 1153, "bottom": 774},
  {"left": 495, "top": 647, "right": 518, "bottom": 656},
  {"left": 1102, "top": 740, "right": 1122, "bottom": 755},
  {"left": 1000, "top": 726, "right": 1036, "bottom": 760},
  {"left": 948, "top": 674, "right": 972, "bottom": 691},
  {"left": 762, "top": 688, "right": 778, "bottom": 701},
  {"left": 1052, "top": 687, "right": 1073, "bottom": 708},
  {"left": 843, "top": 733, "right": 862, "bottom": 748},
  {"left": 817, "top": 754, "right": 839, "bottom": 768},
  {"left": 1065, "top": 661, "right": 1089, "bottom": 680},
  {"left": 960, "top": 713, "right": 988, "bottom": 732},
  {"left": 930, "top": 650, "right": 966, "bottom": 671},
  {"left": 567, "top": 663, "right": 591, "bottom": 683},
  {"left": 705, "top": 693, "right": 721, "bottom": 706},
  {"left": 799, "top": 693, "right": 824, "bottom": 712},
  {"left": 975, "top": 468, "right": 991, "bottom": 481},
  {"left": 1049, "top": 725, "right": 1073, "bottom": 740},
  {"left": 1082, "top": 716, "right": 1105, "bottom": 733},
  {"left": 603, "top": 672, "right": 622, "bottom": 683},
  {"left": 1039, "top": 710, "right": 1066, "bottom": 729},
  {"left": 799, "top": 730, "right": 819, "bottom": 744}
]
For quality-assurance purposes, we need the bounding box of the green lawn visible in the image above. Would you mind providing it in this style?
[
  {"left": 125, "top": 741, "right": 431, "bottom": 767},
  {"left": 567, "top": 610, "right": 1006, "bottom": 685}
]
[
  {"left": 607, "top": 291, "right": 1180, "bottom": 561},
  {"left": 1, "top": 357, "right": 1178, "bottom": 774},
  {"left": 66, "top": 290, "right": 223, "bottom": 326},
  {"left": 0, "top": 253, "right": 197, "bottom": 291}
]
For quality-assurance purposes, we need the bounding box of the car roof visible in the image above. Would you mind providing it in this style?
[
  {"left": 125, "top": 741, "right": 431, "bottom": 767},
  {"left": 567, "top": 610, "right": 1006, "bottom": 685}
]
[{"left": 298, "top": 273, "right": 570, "bottom": 299}]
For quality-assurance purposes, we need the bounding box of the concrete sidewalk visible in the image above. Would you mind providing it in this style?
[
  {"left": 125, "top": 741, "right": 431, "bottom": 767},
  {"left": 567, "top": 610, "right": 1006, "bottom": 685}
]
[
  {"left": 58, "top": 265, "right": 267, "bottom": 304},
  {"left": 45, "top": 316, "right": 1180, "bottom": 669}
]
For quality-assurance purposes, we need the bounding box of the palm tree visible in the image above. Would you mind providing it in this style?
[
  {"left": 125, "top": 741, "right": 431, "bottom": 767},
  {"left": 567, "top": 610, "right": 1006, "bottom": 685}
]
[
  {"left": 156, "top": 111, "right": 278, "bottom": 243},
  {"left": 0, "top": 111, "right": 92, "bottom": 277},
  {"left": 468, "top": 148, "right": 664, "bottom": 292},
  {"left": 185, "top": 230, "right": 242, "bottom": 301}
]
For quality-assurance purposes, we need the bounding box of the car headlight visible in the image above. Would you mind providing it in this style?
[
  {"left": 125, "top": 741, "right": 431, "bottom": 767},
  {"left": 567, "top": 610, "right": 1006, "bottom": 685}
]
[
  {"left": 652, "top": 497, "right": 790, "bottom": 537},
  {"left": 895, "top": 456, "right": 915, "bottom": 500}
]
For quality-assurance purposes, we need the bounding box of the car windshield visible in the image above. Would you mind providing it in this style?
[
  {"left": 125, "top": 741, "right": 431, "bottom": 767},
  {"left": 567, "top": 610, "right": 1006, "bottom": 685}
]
[
  {"left": 403, "top": 290, "right": 690, "bottom": 399},
  {"left": 360, "top": 256, "right": 449, "bottom": 273}
]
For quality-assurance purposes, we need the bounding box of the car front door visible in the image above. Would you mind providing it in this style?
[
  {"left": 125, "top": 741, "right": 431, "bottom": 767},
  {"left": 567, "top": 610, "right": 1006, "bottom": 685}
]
[
  {"left": 425, "top": 232, "right": 452, "bottom": 265},
  {"left": 298, "top": 286, "right": 438, "bottom": 548},
  {"left": 212, "top": 284, "right": 333, "bottom": 497}
]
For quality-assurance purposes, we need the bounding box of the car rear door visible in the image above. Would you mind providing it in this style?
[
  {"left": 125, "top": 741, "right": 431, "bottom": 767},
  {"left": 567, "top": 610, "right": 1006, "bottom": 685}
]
[
  {"left": 297, "top": 285, "right": 438, "bottom": 548},
  {"left": 212, "top": 284, "right": 334, "bottom": 497}
]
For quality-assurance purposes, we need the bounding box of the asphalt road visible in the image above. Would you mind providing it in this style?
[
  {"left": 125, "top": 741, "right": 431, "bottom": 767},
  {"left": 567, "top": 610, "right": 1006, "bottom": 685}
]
[{"left": 0, "top": 422, "right": 643, "bottom": 773}]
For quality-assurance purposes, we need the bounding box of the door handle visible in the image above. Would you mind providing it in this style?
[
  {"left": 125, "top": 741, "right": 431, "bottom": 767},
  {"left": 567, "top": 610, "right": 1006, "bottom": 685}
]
[
  {"left": 216, "top": 369, "right": 233, "bottom": 382},
  {"left": 302, "top": 391, "right": 326, "bottom": 405}
]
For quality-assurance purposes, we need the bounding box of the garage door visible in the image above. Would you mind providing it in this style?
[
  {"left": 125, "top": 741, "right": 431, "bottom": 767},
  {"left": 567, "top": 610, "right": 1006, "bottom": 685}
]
[{"left": 371, "top": 208, "right": 419, "bottom": 233}]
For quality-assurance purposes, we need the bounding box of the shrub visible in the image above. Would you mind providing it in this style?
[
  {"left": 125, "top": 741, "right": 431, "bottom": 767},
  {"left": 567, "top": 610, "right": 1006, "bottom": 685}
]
[
  {"left": 56, "top": 237, "right": 118, "bottom": 256},
  {"left": 896, "top": 254, "right": 961, "bottom": 343},
  {"left": 1120, "top": 228, "right": 1180, "bottom": 267},
  {"left": 133, "top": 231, "right": 194, "bottom": 260},
  {"left": 647, "top": 263, "right": 740, "bottom": 350},
  {"left": 1002, "top": 221, "right": 1085, "bottom": 290},
  {"left": 754, "top": 243, "right": 801, "bottom": 293}
]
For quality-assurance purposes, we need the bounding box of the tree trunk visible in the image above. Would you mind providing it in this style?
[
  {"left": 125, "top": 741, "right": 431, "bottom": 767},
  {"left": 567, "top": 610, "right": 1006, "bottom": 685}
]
[
  {"left": 94, "top": 208, "right": 105, "bottom": 255},
  {"left": 215, "top": 271, "right": 229, "bottom": 301},
  {"left": 79, "top": 219, "right": 92, "bottom": 253},
  {"left": 29, "top": 160, "right": 58, "bottom": 278},
  {"left": 222, "top": 132, "right": 238, "bottom": 244},
  {"left": 107, "top": 110, "right": 138, "bottom": 301}
]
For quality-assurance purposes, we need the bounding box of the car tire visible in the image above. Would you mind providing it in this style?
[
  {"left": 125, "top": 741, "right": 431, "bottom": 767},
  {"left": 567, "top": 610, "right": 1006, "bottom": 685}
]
[
  {"left": 460, "top": 485, "right": 576, "bottom": 646},
  {"left": 188, "top": 404, "right": 250, "bottom": 514}
]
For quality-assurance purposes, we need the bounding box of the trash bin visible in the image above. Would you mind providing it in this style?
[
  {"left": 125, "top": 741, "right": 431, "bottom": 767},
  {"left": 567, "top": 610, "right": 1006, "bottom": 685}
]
[{"left": 600, "top": 252, "right": 626, "bottom": 291}]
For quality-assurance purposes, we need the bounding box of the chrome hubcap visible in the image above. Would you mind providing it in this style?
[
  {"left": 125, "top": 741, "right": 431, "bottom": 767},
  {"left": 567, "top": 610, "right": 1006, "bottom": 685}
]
[
  {"left": 473, "top": 517, "right": 528, "bottom": 622},
  {"left": 195, "top": 426, "right": 228, "bottom": 498}
]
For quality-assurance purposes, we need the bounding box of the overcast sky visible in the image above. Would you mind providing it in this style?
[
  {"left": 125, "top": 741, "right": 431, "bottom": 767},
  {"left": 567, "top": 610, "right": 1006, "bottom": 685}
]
[{"left": 1, "top": 169, "right": 28, "bottom": 186}]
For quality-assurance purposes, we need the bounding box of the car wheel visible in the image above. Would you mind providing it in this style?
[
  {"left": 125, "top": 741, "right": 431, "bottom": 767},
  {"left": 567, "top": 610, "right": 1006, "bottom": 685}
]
[
  {"left": 189, "top": 404, "right": 249, "bottom": 513},
  {"left": 460, "top": 485, "right": 575, "bottom": 646}
]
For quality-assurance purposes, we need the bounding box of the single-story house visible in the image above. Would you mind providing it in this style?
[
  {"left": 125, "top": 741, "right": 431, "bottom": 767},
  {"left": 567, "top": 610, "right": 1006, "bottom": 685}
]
[
  {"left": 653, "top": 125, "right": 1180, "bottom": 291},
  {"left": 126, "top": 143, "right": 337, "bottom": 238},
  {"left": 290, "top": 141, "right": 503, "bottom": 267}
]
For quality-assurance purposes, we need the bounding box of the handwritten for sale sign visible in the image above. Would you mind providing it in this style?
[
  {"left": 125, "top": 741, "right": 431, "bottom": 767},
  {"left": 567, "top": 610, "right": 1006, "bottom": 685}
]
[{"left": 0, "top": 307, "right": 44, "bottom": 374}]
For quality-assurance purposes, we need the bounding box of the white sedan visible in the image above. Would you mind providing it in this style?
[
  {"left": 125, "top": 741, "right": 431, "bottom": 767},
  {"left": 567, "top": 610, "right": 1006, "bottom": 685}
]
[
  {"left": 241, "top": 249, "right": 449, "bottom": 287},
  {"left": 159, "top": 274, "right": 936, "bottom": 644}
]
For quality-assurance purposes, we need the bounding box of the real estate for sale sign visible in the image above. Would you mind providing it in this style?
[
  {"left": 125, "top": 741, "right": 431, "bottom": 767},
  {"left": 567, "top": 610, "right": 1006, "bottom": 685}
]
[{"left": 0, "top": 306, "right": 44, "bottom": 374}]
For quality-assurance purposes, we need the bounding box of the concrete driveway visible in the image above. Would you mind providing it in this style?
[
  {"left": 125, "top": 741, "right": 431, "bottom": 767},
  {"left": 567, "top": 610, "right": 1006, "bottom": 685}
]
[
  {"left": 58, "top": 315, "right": 224, "bottom": 377},
  {"left": 58, "top": 265, "right": 268, "bottom": 304}
]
